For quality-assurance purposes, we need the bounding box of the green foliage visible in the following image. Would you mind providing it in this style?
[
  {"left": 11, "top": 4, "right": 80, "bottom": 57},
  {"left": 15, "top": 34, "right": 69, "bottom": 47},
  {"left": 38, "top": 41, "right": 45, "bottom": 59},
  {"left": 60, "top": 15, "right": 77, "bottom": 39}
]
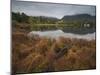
[
  {"left": 12, "top": 12, "right": 96, "bottom": 31},
  {"left": 12, "top": 12, "right": 29, "bottom": 23}
]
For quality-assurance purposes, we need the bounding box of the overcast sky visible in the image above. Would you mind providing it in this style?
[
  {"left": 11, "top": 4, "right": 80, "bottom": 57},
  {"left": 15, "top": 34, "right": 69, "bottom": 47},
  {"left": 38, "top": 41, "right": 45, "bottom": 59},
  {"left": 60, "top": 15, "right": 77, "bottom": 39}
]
[{"left": 12, "top": 0, "right": 96, "bottom": 19}]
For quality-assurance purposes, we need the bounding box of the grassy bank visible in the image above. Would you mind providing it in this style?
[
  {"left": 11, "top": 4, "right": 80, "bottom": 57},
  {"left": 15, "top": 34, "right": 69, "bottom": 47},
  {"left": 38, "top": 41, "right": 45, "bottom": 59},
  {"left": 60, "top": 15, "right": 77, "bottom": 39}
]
[{"left": 12, "top": 30, "right": 96, "bottom": 74}]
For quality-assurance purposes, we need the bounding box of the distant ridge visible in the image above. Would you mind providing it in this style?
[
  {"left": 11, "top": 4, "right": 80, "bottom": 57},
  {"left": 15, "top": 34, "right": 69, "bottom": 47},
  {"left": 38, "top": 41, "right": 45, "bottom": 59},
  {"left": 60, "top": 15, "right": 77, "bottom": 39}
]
[{"left": 62, "top": 14, "right": 95, "bottom": 22}]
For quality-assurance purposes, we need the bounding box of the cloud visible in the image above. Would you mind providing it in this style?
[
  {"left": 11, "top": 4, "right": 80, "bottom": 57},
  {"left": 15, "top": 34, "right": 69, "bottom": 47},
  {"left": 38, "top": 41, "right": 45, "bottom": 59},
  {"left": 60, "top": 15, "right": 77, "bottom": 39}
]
[{"left": 12, "top": 0, "right": 96, "bottom": 19}]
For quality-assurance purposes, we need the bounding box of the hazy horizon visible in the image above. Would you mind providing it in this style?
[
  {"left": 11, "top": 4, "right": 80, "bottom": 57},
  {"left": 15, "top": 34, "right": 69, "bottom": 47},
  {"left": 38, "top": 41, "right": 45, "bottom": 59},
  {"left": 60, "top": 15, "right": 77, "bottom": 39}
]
[{"left": 12, "top": 0, "right": 96, "bottom": 19}]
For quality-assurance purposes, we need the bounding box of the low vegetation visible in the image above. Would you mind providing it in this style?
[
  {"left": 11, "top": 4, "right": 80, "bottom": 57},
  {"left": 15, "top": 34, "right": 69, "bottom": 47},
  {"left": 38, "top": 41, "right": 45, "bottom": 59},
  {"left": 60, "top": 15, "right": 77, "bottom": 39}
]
[
  {"left": 12, "top": 29, "right": 96, "bottom": 74},
  {"left": 12, "top": 12, "right": 96, "bottom": 74}
]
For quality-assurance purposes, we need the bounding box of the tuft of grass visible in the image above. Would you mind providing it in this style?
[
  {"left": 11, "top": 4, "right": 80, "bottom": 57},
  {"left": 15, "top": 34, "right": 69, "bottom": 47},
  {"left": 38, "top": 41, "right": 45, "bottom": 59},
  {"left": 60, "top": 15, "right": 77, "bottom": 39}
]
[{"left": 12, "top": 28, "right": 96, "bottom": 74}]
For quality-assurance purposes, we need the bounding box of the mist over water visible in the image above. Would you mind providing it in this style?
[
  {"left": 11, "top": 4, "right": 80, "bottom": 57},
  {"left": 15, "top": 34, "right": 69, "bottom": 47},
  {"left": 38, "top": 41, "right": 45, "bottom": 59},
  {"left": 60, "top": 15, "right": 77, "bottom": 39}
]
[{"left": 28, "top": 29, "right": 95, "bottom": 40}]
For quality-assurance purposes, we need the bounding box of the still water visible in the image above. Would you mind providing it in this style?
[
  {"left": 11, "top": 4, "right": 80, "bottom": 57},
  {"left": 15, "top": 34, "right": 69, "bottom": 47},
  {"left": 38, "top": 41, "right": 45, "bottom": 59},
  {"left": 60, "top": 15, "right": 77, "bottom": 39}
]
[{"left": 28, "top": 28, "right": 96, "bottom": 40}]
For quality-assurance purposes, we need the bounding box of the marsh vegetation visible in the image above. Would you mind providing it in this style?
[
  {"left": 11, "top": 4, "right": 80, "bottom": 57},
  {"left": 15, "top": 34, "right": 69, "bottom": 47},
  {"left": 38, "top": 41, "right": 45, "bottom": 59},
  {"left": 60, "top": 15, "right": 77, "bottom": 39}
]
[{"left": 12, "top": 12, "right": 96, "bottom": 74}]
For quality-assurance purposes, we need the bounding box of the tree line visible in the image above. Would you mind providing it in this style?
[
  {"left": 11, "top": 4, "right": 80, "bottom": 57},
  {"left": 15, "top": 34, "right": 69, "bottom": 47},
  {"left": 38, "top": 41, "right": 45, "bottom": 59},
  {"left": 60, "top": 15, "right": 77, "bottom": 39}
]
[{"left": 12, "top": 12, "right": 96, "bottom": 29}]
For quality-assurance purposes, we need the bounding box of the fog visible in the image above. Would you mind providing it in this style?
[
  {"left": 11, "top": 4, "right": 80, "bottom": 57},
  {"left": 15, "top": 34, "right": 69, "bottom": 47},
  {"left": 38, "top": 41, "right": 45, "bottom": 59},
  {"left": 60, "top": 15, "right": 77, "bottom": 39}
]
[{"left": 28, "top": 30, "right": 95, "bottom": 40}]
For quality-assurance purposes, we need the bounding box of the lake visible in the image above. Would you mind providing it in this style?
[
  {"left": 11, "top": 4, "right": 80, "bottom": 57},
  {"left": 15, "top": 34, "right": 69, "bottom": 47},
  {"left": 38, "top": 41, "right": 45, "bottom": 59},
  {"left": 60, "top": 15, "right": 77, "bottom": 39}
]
[{"left": 28, "top": 29, "right": 96, "bottom": 41}]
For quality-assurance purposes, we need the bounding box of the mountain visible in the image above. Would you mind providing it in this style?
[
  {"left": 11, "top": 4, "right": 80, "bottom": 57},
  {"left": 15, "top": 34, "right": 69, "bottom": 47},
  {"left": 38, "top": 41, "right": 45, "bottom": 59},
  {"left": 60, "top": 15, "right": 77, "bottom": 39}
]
[{"left": 62, "top": 14, "right": 96, "bottom": 23}]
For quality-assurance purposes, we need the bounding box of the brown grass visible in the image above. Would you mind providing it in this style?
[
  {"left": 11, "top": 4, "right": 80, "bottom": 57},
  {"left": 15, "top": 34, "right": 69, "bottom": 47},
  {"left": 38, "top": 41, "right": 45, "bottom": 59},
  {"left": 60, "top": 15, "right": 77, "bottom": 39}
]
[{"left": 12, "top": 24, "right": 96, "bottom": 74}]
